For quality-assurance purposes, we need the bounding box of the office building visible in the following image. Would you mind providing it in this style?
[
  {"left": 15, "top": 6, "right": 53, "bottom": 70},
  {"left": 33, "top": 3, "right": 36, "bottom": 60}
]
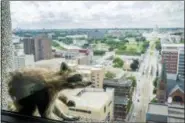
[
  {"left": 178, "top": 49, "right": 184, "bottom": 78},
  {"left": 50, "top": 88, "right": 114, "bottom": 122},
  {"left": 103, "top": 74, "right": 133, "bottom": 121},
  {"left": 146, "top": 103, "right": 184, "bottom": 123},
  {"left": 161, "top": 44, "right": 184, "bottom": 79},
  {"left": 23, "top": 36, "right": 35, "bottom": 55},
  {"left": 22, "top": 34, "right": 52, "bottom": 61}
]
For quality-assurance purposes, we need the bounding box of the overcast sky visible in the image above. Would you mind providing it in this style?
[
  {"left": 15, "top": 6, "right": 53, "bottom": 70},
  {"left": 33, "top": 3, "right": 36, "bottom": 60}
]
[{"left": 10, "top": 1, "right": 184, "bottom": 29}]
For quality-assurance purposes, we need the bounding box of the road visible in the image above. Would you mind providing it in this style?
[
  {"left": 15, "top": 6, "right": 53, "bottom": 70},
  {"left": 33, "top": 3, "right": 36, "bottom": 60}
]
[{"left": 128, "top": 41, "right": 159, "bottom": 122}]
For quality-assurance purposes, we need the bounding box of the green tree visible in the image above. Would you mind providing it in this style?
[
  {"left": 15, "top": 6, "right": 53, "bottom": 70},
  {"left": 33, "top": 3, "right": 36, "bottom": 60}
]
[
  {"left": 93, "top": 50, "right": 105, "bottom": 56},
  {"left": 155, "top": 40, "right": 161, "bottom": 50},
  {"left": 153, "top": 88, "right": 157, "bottom": 94},
  {"left": 52, "top": 41, "right": 60, "bottom": 47},
  {"left": 151, "top": 97, "right": 157, "bottom": 103},
  {"left": 153, "top": 77, "right": 158, "bottom": 88},
  {"left": 105, "top": 71, "right": 116, "bottom": 79},
  {"left": 108, "top": 47, "right": 114, "bottom": 51},
  {"left": 130, "top": 59, "right": 139, "bottom": 71},
  {"left": 113, "top": 57, "right": 124, "bottom": 68},
  {"left": 127, "top": 76, "right": 136, "bottom": 87}
]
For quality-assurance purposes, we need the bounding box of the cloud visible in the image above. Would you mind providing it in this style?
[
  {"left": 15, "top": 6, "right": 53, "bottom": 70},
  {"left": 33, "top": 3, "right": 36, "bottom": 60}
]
[{"left": 10, "top": 1, "right": 184, "bottom": 29}]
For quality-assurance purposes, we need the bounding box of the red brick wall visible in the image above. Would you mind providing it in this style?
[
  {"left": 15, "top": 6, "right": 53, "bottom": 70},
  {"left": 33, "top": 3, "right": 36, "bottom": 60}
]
[{"left": 162, "top": 51, "right": 178, "bottom": 74}]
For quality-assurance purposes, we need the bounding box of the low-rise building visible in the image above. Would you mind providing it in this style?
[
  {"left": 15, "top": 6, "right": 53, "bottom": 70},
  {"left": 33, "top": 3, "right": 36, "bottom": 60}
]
[
  {"left": 13, "top": 54, "right": 35, "bottom": 70},
  {"left": 146, "top": 103, "right": 184, "bottom": 123},
  {"left": 51, "top": 87, "right": 114, "bottom": 122},
  {"left": 77, "top": 65, "right": 105, "bottom": 88}
]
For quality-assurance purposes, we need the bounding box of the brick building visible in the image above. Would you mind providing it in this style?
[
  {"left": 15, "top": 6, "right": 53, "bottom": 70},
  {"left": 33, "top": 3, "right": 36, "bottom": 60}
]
[
  {"left": 161, "top": 44, "right": 184, "bottom": 79},
  {"left": 23, "top": 34, "right": 52, "bottom": 61}
]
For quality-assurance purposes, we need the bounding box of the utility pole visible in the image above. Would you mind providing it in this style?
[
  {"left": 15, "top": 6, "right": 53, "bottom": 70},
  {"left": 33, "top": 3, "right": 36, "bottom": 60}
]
[{"left": 1, "top": 1, "right": 14, "bottom": 110}]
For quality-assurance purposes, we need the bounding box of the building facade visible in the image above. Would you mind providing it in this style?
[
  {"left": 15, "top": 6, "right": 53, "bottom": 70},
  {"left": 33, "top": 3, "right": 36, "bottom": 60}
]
[
  {"left": 77, "top": 65, "right": 105, "bottom": 88},
  {"left": 178, "top": 49, "right": 184, "bottom": 78},
  {"left": 23, "top": 37, "right": 35, "bottom": 55},
  {"left": 23, "top": 34, "right": 52, "bottom": 61},
  {"left": 103, "top": 78, "right": 133, "bottom": 121},
  {"left": 34, "top": 34, "right": 52, "bottom": 61},
  {"left": 13, "top": 54, "right": 35, "bottom": 70},
  {"left": 161, "top": 44, "right": 184, "bottom": 79},
  {"left": 157, "top": 59, "right": 167, "bottom": 103}
]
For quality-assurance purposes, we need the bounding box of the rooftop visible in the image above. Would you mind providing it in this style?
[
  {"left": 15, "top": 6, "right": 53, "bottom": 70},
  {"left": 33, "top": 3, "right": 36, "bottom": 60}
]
[
  {"left": 114, "top": 96, "right": 129, "bottom": 105},
  {"left": 104, "top": 79, "right": 132, "bottom": 87},
  {"left": 34, "top": 58, "right": 77, "bottom": 70},
  {"left": 60, "top": 88, "right": 110, "bottom": 110},
  {"left": 147, "top": 103, "right": 168, "bottom": 116},
  {"left": 76, "top": 69, "right": 92, "bottom": 74},
  {"left": 104, "top": 67, "right": 125, "bottom": 79},
  {"left": 77, "top": 65, "right": 103, "bottom": 71},
  {"left": 162, "top": 43, "right": 184, "bottom": 47},
  {"left": 147, "top": 103, "right": 185, "bottom": 122}
]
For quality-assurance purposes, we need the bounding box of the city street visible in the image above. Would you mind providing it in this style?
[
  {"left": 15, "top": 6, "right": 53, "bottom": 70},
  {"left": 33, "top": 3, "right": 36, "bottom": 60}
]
[{"left": 128, "top": 41, "right": 158, "bottom": 122}]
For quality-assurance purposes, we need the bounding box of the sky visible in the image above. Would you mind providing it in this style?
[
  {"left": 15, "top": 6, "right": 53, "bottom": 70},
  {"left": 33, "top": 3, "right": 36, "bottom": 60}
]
[{"left": 10, "top": 1, "right": 184, "bottom": 29}]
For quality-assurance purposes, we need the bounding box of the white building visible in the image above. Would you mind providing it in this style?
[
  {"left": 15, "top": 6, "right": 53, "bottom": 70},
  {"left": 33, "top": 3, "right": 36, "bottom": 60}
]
[
  {"left": 77, "top": 65, "right": 105, "bottom": 88},
  {"left": 13, "top": 54, "right": 35, "bottom": 70},
  {"left": 50, "top": 87, "right": 114, "bottom": 122}
]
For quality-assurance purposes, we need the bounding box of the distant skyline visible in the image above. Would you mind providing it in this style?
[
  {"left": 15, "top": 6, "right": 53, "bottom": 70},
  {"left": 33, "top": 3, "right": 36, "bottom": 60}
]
[{"left": 10, "top": 1, "right": 184, "bottom": 29}]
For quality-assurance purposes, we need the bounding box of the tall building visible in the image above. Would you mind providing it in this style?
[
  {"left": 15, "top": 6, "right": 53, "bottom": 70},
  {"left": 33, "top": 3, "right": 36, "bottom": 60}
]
[
  {"left": 50, "top": 88, "right": 114, "bottom": 122},
  {"left": 34, "top": 34, "right": 52, "bottom": 61},
  {"left": 161, "top": 44, "right": 184, "bottom": 79},
  {"left": 178, "top": 49, "right": 184, "bottom": 78},
  {"left": 23, "top": 37, "right": 35, "bottom": 55},
  {"left": 23, "top": 34, "right": 52, "bottom": 61},
  {"left": 103, "top": 74, "right": 133, "bottom": 121},
  {"left": 157, "top": 59, "right": 167, "bottom": 103}
]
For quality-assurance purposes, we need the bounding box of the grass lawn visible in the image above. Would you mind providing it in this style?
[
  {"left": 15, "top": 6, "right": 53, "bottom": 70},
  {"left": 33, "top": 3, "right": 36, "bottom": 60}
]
[
  {"left": 116, "top": 41, "right": 144, "bottom": 55},
  {"left": 125, "top": 42, "right": 143, "bottom": 52}
]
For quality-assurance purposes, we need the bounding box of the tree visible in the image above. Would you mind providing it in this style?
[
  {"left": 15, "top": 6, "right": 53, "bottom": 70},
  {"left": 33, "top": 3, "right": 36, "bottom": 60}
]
[
  {"left": 52, "top": 41, "right": 60, "bottom": 47},
  {"left": 130, "top": 59, "right": 139, "bottom": 71},
  {"left": 93, "top": 50, "right": 105, "bottom": 56},
  {"left": 108, "top": 47, "right": 114, "bottom": 51},
  {"left": 127, "top": 76, "right": 136, "bottom": 87},
  {"left": 151, "top": 97, "right": 157, "bottom": 103},
  {"left": 153, "top": 88, "right": 157, "bottom": 94},
  {"left": 153, "top": 77, "right": 158, "bottom": 88},
  {"left": 155, "top": 40, "right": 161, "bottom": 50},
  {"left": 105, "top": 71, "right": 116, "bottom": 79},
  {"left": 142, "top": 41, "right": 149, "bottom": 48},
  {"left": 113, "top": 57, "right": 124, "bottom": 68}
]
